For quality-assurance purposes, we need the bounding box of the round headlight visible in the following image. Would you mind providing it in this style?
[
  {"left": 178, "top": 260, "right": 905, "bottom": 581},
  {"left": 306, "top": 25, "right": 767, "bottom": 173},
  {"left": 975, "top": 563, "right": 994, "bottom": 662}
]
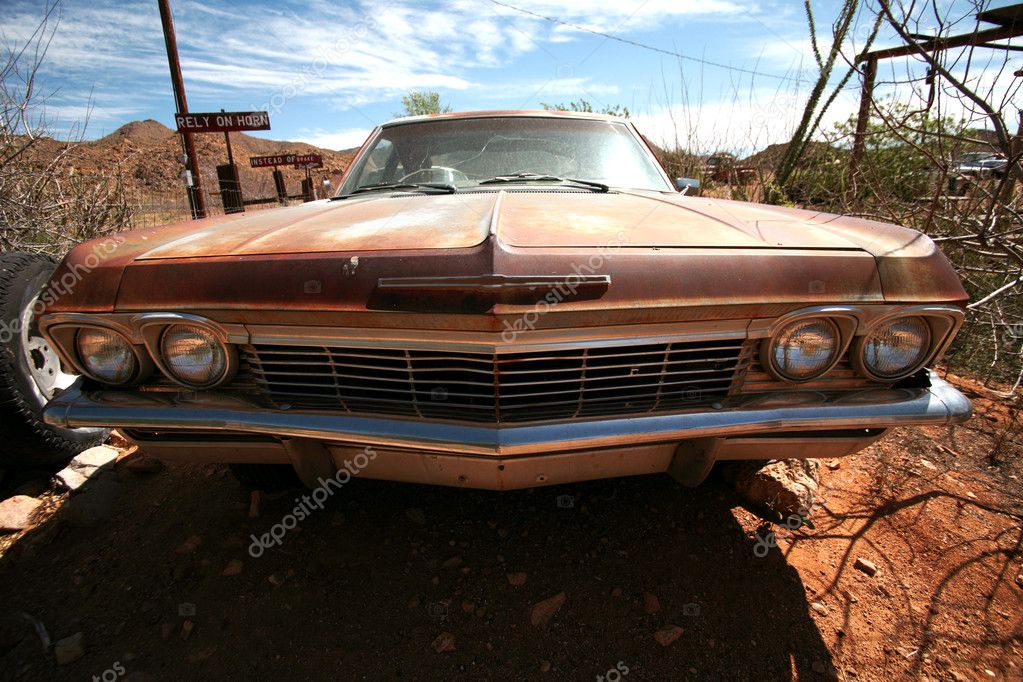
[
  {"left": 769, "top": 317, "right": 841, "bottom": 381},
  {"left": 76, "top": 328, "right": 138, "bottom": 385},
  {"left": 860, "top": 317, "right": 931, "bottom": 379},
  {"left": 160, "top": 325, "right": 229, "bottom": 388}
]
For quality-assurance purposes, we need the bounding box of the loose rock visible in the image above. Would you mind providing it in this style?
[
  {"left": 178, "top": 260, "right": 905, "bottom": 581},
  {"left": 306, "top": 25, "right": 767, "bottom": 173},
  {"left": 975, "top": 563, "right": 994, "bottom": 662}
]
[
  {"left": 507, "top": 572, "right": 528, "bottom": 586},
  {"left": 653, "top": 625, "right": 684, "bottom": 647},
  {"left": 0, "top": 495, "right": 42, "bottom": 532},
  {"left": 53, "top": 632, "right": 85, "bottom": 665},
  {"left": 221, "top": 559, "right": 244, "bottom": 576},
  {"left": 530, "top": 592, "right": 566, "bottom": 627},
  {"left": 854, "top": 557, "right": 878, "bottom": 577},
  {"left": 719, "top": 459, "right": 821, "bottom": 517},
  {"left": 54, "top": 467, "right": 90, "bottom": 493},
  {"left": 431, "top": 631, "right": 456, "bottom": 653},
  {"left": 70, "top": 445, "right": 119, "bottom": 471},
  {"left": 643, "top": 591, "right": 661, "bottom": 615}
]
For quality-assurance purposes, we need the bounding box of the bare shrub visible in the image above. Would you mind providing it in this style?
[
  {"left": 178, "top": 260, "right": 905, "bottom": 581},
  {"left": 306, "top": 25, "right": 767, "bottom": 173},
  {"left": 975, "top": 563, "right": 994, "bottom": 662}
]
[{"left": 0, "top": 2, "right": 135, "bottom": 256}]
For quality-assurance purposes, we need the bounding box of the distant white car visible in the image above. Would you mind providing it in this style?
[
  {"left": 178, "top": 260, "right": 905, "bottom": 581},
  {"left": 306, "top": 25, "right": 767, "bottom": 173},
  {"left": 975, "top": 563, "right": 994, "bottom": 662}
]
[{"left": 953, "top": 151, "right": 1008, "bottom": 179}]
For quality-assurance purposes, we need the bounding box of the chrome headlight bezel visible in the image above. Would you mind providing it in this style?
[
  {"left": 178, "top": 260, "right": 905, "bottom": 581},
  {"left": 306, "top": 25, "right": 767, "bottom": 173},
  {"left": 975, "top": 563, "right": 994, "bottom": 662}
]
[
  {"left": 157, "top": 323, "right": 236, "bottom": 389},
  {"left": 853, "top": 315, "right": 933, "bottom": 381}
]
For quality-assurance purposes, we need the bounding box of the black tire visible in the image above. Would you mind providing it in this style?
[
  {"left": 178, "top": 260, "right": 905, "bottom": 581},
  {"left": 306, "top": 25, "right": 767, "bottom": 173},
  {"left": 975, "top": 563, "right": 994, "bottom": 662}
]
[
  {"left": 0, "top": 252, "right": 107, "bottom": 469},
  {"left": 229, "top": 463, "right": 302, "bottom": 491}
]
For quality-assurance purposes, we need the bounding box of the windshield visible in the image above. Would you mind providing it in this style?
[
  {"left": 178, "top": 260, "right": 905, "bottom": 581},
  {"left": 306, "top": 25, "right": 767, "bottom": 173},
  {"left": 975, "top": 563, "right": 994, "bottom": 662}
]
[{"left": 338, "top": 116, "right": 672, "bottom": 195}]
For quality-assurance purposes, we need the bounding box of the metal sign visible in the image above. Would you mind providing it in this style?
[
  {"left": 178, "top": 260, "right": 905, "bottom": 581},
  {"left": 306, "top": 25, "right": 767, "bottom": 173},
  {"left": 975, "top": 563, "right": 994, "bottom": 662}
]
[
  {"left": 250, "top": 153, "right": 323, "bottom": 169},
  {"left": 175, "top": 111, "right": 270, "bottom": 134}
]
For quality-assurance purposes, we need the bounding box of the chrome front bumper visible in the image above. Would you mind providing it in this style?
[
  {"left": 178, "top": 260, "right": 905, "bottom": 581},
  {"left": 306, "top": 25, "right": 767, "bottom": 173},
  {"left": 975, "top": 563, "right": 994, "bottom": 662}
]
[{"left": 45, "top": 372, "right": 972, "bottom": 457}]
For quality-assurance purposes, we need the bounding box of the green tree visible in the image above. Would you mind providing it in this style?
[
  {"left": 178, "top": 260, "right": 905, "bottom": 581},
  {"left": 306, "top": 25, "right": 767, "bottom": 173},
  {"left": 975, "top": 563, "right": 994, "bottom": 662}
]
[
  {"left": 540, "top": 100, "right": 630, "bottom": 118},
  {"left": 399, "top": 91, "right": 452, "bottom": 117}
]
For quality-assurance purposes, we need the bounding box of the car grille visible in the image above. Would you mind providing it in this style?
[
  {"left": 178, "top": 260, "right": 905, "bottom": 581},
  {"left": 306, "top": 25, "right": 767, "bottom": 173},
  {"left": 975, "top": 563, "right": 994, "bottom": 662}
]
[{"left": 241, "top": 339, "right": 751, "bottom": 424}]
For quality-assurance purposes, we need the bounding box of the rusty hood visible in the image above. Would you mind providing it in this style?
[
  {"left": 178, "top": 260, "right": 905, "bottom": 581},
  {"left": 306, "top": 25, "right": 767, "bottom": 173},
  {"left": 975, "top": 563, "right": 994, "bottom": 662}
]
[
  {"left": 131, "top": 191, "right": 885, "bottom": 258},
  {"left": 46, "top": 189, "right": 968, "bottom": 325}
]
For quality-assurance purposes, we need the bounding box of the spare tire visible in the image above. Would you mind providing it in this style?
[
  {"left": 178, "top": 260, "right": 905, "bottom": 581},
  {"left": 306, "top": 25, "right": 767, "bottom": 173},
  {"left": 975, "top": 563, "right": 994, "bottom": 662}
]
[{"left": 0, "top": 252, "right": 107, "bottom": 469}]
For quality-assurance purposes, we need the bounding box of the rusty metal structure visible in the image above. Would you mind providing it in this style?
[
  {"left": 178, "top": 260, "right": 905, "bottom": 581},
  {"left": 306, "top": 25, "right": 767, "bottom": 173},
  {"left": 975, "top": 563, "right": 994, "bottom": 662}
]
[{"left": 850, "top": 3, "right": 1023, "bottom": 178}]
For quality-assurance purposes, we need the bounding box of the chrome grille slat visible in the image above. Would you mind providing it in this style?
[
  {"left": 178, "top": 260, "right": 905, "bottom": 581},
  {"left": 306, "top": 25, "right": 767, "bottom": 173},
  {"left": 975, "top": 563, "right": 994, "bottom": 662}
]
[{"left": 241, "top": 338, "right": 748, "bottom": 424}]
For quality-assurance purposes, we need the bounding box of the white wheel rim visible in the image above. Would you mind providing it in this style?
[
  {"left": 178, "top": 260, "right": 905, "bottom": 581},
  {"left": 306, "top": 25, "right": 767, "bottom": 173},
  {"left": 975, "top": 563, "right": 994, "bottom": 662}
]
[{"left": 19, "top": 295, "right": 77, "bottom": 401}]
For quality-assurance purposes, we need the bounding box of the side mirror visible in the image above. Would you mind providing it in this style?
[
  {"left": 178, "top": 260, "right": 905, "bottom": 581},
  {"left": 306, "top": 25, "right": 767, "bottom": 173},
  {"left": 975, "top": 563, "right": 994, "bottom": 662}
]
[{"left": 675, "top": 177, "right": 700, "bottom": 195}]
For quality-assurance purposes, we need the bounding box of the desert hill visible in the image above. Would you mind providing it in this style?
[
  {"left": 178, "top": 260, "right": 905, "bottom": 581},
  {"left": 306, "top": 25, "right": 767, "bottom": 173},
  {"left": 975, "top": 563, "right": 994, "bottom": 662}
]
[{"left": 57, "top": 119, "right": 358, "bottom": 201}]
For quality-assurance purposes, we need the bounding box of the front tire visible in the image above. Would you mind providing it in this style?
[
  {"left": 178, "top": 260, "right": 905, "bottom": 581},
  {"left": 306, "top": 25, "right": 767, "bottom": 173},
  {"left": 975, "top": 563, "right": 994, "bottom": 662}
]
[{"left": 0, "top": 252, "right": 107, "bottom": 469}]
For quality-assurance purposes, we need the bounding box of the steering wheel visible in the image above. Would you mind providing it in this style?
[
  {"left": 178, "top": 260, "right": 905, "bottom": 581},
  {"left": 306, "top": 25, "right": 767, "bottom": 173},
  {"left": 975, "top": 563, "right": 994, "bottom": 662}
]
[{"left": 399, "top": 166, "right": 469, "bottom": 183}]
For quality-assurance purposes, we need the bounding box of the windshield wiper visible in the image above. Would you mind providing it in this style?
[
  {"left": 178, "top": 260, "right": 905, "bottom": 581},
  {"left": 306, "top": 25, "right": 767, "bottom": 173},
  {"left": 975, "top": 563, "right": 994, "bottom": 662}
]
[
  {"left": 334, "top": 182, "right": 458, "bottom": 199},
  {"left": 477, "top": 172, "right": 609, "bottom": 193}
]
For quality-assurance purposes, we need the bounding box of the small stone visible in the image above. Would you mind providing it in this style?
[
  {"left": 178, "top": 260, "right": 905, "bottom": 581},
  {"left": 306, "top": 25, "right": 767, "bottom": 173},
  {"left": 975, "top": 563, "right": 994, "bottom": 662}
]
[
  {"left": 653, "top": 625, "right": 684, "bottom": 647},
  {"left": 540, "top": 660, "right": 552, "bottom": 673},
  {"left": 248, "top": 491, "right": 263, "bottom": 518},
  {"left": 160, "top": 622, "right": 175, "bottom": 640},
  {"left": 461, "top": 601, "right": 476, "bottom": 614},
  {"left": 507, "top": 572, "right": 528, "bottom": 586},
  {"left": 55, "top": 467, "right": 90, "bottom": 492},
  {"left": 810, "top": 602, "right": 828, "bottom": 615},
  {"left": 1015, "top": 573, "right": 1023, "bottom": 588},
  {"left": 70, "top": 445, "right": 119, "bottom": 470},
  {"left": 431, "top": 631, "right": 456, "bottom": 653},
  {"left": 966, "top": 492, "right": 977, "bottom": 500},
  {"left": 268, "top": 574, "right": 283, "bottom": 586},
  {"left": 124, "top": 456, "right": 164, "bottom": 474},
  {"left": 0, "top": 495, "right": 42, "bottom": 532},
  {"left": 474, "top": 607, "right": 486, "bottom": 618},
  {"left": 53, "top": 633, "right": 85, "bottom": 665},
  {"left": 174, "top": 535, "right": 203, "bottom": 555},
  {"left": 611, "top": 587, "right": 623, "bottom": 598},
  {"left": 221, "top": 559, "right": 244, "bottom": 576},
  {"left": 827, "top": 461, "right": 841, "bottom": 470},
  {"left": 854, "top": 557, "right": 878, "bottom": 577},
  {"left": 442, "top": 556, "right": 463, "bottom": 569},
  {"left": 530, "top": 592, "right": 566, "bottom": 627},
  {"left": 405, "top": 508, "right": 426, "bottom": 525},
  {"left": 180, "top": 620, "right": 194, "bottom": 640},
  {"left": 643, "top": 591, "right": 661, "bottom": 615}
]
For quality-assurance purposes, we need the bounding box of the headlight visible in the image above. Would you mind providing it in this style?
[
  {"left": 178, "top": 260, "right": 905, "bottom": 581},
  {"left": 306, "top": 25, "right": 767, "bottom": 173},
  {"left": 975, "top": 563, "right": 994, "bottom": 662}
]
[
  {"left": 160, "top": 325, "right": 229, "bottom": 388},
  {"left": 768, "top": 317, "right": 841, "bottom": 381},
  {"left": 860, "top": 316, "right": 931, "bottom": 379},
  {"left": 76, "top": 328, "right": 138, "bottom": 385}
]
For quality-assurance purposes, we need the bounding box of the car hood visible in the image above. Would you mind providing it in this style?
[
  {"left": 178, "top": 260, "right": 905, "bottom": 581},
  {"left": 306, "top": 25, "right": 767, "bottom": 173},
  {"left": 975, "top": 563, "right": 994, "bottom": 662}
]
[
  {"left": 133, "top": 190, "right": 875, "bottom": 258},
  {"left": 46, "top": 190, "right": 968, "bottom": 324}
]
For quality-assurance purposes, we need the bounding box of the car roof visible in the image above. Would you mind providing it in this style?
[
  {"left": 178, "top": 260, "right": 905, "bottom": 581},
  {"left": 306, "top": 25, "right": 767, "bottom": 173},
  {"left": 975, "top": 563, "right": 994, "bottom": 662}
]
[{"left": 381, "top": 109, "right": 626, "bottom": 128}]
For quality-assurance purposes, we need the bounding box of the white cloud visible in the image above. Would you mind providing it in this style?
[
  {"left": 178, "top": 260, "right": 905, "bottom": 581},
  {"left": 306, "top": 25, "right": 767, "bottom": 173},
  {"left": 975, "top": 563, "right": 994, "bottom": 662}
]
[{"left": 296, "top": 127, "right": 373, "bottom": 151}]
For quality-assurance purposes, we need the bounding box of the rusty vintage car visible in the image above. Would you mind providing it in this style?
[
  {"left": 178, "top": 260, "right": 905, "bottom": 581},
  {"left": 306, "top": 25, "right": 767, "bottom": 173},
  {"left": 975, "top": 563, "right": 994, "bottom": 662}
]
[{"left": 24, "top": 110, "right": 971, "bottom": 490}]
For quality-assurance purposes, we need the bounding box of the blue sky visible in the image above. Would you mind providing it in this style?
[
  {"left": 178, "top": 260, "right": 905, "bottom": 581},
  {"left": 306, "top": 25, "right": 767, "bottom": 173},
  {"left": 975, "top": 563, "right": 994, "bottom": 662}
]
[{"left": 2, "top": 0, "right": 1018, "bottom": 152}]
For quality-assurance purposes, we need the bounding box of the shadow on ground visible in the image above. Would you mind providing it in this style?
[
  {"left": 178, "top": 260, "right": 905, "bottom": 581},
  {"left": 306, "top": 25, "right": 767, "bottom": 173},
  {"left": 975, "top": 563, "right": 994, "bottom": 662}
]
[{"left": 0, "top": 464, "right": 833, "bottom": 681}]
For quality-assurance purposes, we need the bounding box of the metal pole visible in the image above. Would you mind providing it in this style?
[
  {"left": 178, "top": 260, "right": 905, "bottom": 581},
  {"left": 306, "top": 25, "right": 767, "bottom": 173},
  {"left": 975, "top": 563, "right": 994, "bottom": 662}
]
[
  {"left": 158, "top": 0, "right": 206, "bottom": 219},
  {"left": 849, "top": 55, "right": 877, "bottom": 181},
  {"left": 221, "top": 109, "right": 235, "bottom": 166}
]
